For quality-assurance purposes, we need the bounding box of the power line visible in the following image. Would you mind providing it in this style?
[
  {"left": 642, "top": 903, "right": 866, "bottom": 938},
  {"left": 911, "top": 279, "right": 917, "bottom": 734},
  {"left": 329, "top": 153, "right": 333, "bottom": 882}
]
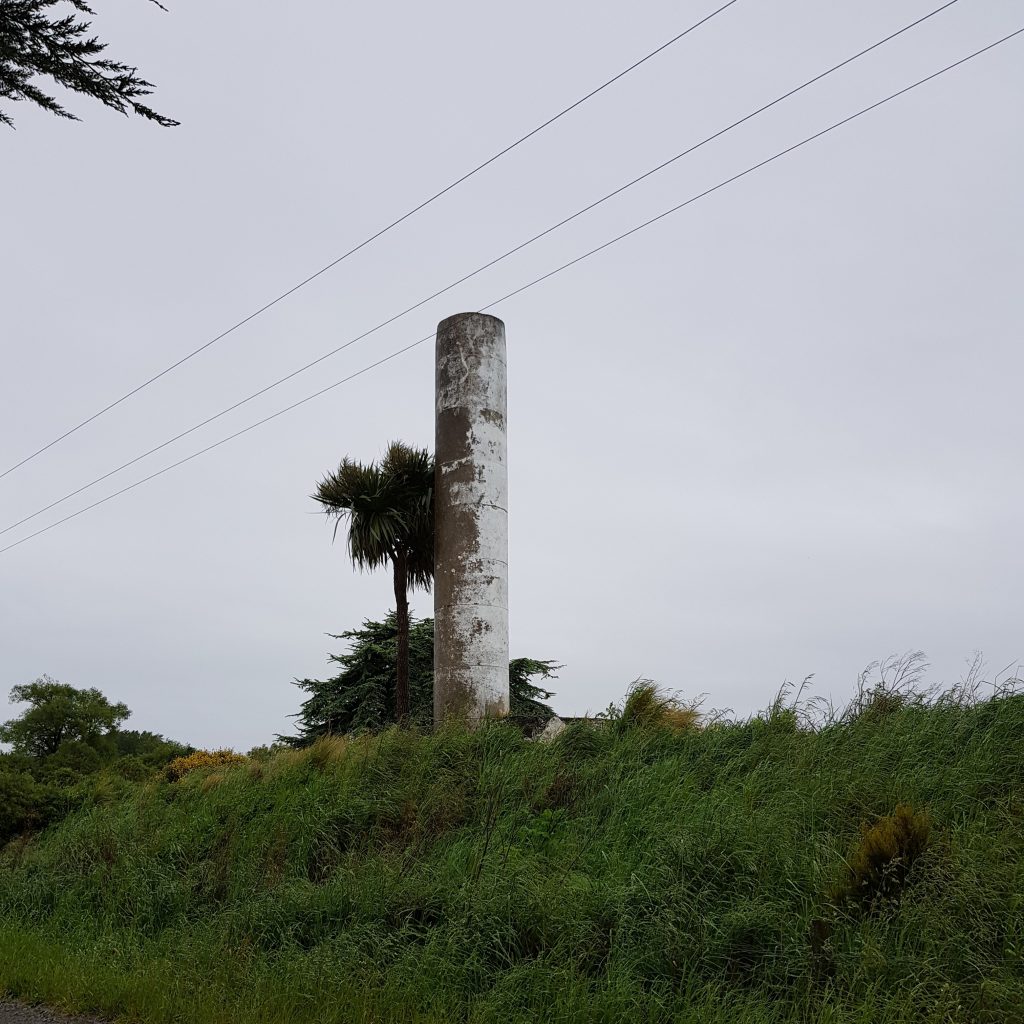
[
  {"left": 0, "top": 0, "right": 961, "bottom": 540},
  {"left": 0, "top": 0, "right": 742, "bottom": 484},
  {"left": 1, "top": 25, "right": 1020, "bottom": 560}
]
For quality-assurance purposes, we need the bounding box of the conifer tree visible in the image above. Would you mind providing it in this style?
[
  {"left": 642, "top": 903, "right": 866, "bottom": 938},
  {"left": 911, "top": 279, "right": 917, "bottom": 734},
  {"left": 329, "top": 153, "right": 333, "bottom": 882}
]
[
  {"left": 284, "top": 615, "right": 558, "bottom": 743},
  {"left": 1, "top": 0, "right": 178, "bottom": 128}
]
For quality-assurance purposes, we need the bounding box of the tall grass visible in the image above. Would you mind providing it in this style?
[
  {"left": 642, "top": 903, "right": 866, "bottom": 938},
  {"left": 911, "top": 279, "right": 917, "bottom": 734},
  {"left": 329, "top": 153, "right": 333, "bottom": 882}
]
[{"left": 1, "top": 673, "right": 1022, "bottom": 1023}]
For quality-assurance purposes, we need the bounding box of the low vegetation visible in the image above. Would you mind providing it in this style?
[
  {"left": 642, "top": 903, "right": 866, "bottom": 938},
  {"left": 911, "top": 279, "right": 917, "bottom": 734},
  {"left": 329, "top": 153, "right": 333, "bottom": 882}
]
[
  {"left": 0, "top": 677, "right": 191, "bottom": 842},
  {"left": 1, "top": 658, "right": 1021, "bottom": 1023}
]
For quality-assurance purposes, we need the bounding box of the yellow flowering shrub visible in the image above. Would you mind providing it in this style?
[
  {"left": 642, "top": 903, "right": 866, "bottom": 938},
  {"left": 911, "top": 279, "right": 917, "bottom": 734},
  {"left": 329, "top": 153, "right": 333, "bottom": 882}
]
[{"left": 164, "top": 749, "right": 246, "bottom": 782}]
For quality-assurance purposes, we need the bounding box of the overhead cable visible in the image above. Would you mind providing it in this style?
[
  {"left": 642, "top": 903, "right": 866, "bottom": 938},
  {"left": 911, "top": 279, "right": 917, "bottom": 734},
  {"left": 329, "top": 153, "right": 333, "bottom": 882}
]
[
  {"left": 0, "top": 0, "right": 961, "bottom": 539},
  {"left": 2, "top": 25, "right": 1019, "bottom": 558},
  {"left": 0, "top": 0, "right": 741, "bottom": 482}
]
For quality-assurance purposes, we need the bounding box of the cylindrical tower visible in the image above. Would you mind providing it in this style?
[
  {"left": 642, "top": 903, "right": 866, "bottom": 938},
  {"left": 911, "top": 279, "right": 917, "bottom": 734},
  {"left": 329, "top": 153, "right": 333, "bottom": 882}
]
[{"left": 433, "top": 312, "right": 509, "bottom": 726}]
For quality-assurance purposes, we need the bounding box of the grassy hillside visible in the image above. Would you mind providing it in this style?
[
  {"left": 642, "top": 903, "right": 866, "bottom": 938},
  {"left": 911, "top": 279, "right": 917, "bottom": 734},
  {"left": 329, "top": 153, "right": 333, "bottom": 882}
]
[{"left": 0, "top": 683, "right": 1022, "bottom": 1023}]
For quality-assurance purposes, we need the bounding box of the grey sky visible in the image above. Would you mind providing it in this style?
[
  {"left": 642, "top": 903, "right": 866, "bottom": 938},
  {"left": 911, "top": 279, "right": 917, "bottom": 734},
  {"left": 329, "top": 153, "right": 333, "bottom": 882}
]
[{"left": 2, "top": 0, "right": 1021, "bottom": 750}]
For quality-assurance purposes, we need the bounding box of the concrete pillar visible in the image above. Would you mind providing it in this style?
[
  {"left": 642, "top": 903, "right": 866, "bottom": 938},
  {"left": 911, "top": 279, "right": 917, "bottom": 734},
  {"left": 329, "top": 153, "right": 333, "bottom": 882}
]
[{"left": 434, "top": 312, "right": 509, "bottom": 726}]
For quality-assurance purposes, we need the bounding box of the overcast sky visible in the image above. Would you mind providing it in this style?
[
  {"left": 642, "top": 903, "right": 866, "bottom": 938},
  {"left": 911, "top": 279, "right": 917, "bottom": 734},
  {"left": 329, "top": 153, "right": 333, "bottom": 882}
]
[{"left": 2, "top": 0, "right": 1021, "bottom": 750}]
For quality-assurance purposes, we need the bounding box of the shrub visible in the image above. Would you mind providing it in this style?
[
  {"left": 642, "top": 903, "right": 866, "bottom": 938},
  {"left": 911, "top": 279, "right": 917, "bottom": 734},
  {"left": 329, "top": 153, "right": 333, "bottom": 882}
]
[
  {"left": 833, "top": 802, "right": 931, "bottom": 909},
  {"left": 246, "top": 743, "right": 285, "bottom": 761},
  {"left": 164, "top": 750, "right": 246, "bottom": 782},
  {"left": 45, "top": 740, "right": 102, "bottom": 779},
  {"left": 112, "top": 755, "right": 153, "bottom": 783},
  {"left": 47, "top": 768, "right": 80, "bottom": 789},
  {"left": 0, "top": 773, "right": 63, "bottom": 842}
]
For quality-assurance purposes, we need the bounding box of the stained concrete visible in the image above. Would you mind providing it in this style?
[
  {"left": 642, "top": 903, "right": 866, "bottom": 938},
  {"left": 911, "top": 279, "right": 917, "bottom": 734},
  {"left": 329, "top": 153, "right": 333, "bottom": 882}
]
[{"left": 434, "top": 312, "right": 509, "bottom": 725}]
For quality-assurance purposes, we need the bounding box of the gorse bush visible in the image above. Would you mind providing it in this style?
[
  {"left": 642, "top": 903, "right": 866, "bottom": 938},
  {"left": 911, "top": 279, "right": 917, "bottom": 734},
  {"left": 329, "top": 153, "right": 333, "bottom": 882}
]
[
  {"left": 1, "top": 675, "right": 1022, "bottom": 1024},
  {"left": 164, "top": 749, "right": 246, "bottom": 782}
]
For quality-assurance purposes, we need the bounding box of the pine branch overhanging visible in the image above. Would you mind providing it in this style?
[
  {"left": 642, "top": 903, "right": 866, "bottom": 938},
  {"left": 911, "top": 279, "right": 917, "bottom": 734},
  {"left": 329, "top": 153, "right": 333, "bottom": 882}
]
[{"left": 0, "top": 0, "right": 178, "bottom": 128}]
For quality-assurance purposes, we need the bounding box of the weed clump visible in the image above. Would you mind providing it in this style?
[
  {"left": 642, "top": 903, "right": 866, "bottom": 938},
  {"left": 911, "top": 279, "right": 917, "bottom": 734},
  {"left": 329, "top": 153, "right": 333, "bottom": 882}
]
[
  {"left": 164, "top": 750, "right": 246, "bottom": 782},
  {"left": 833, "top": 802, "right": 931, "bottom": 910}
]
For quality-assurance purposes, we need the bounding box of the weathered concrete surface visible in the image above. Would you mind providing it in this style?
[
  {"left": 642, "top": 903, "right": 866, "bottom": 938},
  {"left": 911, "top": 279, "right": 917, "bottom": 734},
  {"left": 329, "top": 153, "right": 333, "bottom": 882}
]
[{"left": 434, "top": 312, "right": 509, "bottom": 726}]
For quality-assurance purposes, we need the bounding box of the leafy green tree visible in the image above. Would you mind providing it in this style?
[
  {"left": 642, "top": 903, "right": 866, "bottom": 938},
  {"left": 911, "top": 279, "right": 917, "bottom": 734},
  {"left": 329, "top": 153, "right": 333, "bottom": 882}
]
[
  {"left": 111, "top": 729, "right": 191, "bottom": 767},
  {"left": 45, "top": 739, "right": 102, "bottom": 776},
  {"left": 1, "top": 0, "right": 178, "bottom": 128},
  {"left": 283, "top": 614, "right": 557, "bottom": 743},
  {"left": 314, "top": 442, "right": 434, "bottom": 723},
  {"left": 0, "top": 676, "right": 130, "bottom": 757}
]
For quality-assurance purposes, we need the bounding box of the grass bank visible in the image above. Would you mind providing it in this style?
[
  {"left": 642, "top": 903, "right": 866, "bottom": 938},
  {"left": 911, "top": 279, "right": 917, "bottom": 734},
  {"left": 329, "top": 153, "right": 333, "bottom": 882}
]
[{"left": 1, "top": 683, "right": 1022, "bottom": 1023}]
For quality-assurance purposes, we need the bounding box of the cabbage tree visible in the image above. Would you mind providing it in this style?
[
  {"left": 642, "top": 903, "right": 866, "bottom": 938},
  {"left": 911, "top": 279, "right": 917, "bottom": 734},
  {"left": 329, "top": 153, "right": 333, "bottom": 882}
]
[{"left": 313, "top": 442, "right": 433, "bottom": 722}]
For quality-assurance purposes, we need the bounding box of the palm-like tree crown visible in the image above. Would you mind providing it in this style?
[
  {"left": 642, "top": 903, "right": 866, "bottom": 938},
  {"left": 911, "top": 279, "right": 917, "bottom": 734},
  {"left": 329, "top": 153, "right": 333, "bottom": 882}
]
[{"left": 313, "top": 442, "right": 434, "bottom": 590}]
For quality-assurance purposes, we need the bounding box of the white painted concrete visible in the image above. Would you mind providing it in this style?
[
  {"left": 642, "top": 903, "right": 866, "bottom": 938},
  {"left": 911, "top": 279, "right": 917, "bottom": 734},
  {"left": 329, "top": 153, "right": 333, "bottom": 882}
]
[{"left": 434, "top": 313, "right": 509, "bottom": 725}]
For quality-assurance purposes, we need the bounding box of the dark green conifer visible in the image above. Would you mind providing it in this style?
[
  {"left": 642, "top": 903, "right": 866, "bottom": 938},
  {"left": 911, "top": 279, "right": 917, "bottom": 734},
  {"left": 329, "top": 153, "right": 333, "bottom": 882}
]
[
  {"left": 1, "top": 0, "right": 177, "bottom": 127},
  {"left": 284, "top": 614, "right": 557, "bottom": 742}
]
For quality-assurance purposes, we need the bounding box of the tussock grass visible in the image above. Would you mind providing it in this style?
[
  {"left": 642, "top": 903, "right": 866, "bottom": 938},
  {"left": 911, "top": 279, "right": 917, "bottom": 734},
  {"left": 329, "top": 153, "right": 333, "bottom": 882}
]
[
  {"left": 620, "top": 679, "right": 702, "bottom": 732},
  {"left": 1, "top": 675, "right": 1023, "bottom": 1023},
  {"left": 833, "top": 802, "right": 932, "bottom": 910}
]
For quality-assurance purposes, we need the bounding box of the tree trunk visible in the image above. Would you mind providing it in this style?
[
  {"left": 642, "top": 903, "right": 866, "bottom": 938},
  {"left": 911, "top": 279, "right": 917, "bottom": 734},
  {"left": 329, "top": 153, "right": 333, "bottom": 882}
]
[{"left": 393, "top": 549, "right": 410, "bottom": 724}]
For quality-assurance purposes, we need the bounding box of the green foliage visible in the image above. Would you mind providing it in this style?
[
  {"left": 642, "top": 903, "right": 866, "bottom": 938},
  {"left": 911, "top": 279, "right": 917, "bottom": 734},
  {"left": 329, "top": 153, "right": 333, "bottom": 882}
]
[
  {"left": 314, "top": 442, "right": 435, "bottom": 591},
  {"left": 553, "top": 719, "right": 610, "bottom": 761},
  {"left": 0, "top": 751, "right": 35, "bottom": 777},
  {"left": 0, "top": 681, "right": 190, "bottom": 837},
  {"left": 284, "top": 614, "right": 556, "bottom": 743},
  {"left": 2, "top": 679, "right": 1022, "bottom": 1023},
  {"left": 109, "top": 729, "right": 192, "bottom": 767},
  {"left": 1, "top": 666, "right": 1021, "bottom": 1019},
  {"left": 246, "top": 744, "right": 285, "bottom": 762},
  {"left": 0, "top": 677, "right": 130, "bottom": 757},
  {"left": 507, "top": 657, "right": 559, "bottom": 726},
  {"left": 43, "top": 740, "right": 102, "bottom": 778},
  {"left": 0, "top": 0, "right": 178, "bottom": 128},
  {"left": 0, "top": 772, "right": 62, "bottom": 842},
  {"left": 110, "top": 755, "right": 153, "bottom": 783},
  {"left": 288, "top": 614, "right": 435, "bottom": 740},
  {"left": 314, "top": 441, "right": 436, "bottom": 722}
]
